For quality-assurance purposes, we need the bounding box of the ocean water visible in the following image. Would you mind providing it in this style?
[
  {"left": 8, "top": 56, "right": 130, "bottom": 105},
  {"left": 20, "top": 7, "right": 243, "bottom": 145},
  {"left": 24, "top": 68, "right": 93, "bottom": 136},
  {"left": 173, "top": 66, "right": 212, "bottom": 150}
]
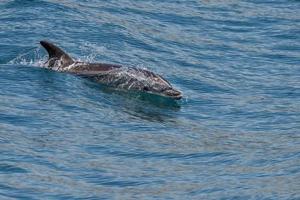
[{"left": 1, "top": 0, "right": 300, "bottom": 199}]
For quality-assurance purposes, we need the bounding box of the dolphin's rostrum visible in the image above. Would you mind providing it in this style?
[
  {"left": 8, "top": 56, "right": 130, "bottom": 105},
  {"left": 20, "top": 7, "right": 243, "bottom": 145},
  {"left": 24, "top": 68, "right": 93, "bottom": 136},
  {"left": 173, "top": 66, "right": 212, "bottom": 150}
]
[{"left": 40, "top": 41, "right": 182, "bottom": 100}]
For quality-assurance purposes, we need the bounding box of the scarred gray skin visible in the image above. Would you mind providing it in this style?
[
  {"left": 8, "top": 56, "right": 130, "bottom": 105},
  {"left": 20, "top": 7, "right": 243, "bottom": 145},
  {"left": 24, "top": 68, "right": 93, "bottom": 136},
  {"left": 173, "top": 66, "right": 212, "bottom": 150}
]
[{"left": 40, "top": 41, "right": 182, "bottom": 99}]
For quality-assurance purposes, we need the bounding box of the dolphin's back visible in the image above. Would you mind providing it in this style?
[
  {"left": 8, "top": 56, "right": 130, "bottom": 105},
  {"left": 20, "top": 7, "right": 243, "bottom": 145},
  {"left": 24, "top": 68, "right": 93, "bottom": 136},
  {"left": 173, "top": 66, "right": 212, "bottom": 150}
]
[
  {"left": 66, "top": 63, "right": 154, "bottom": 90},
  {"left": 65, "top": 63, "right": 122, "bottom": 75},
  {"left": 66, "top": 63, "right": 168, "bottom": 91}
]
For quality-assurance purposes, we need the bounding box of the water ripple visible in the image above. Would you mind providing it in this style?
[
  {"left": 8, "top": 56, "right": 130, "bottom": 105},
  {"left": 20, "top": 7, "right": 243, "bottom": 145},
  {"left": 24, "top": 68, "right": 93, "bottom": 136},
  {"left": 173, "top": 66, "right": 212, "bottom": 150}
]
[{"left": 0, "top": 0, "right": 299, "bottom": 199}]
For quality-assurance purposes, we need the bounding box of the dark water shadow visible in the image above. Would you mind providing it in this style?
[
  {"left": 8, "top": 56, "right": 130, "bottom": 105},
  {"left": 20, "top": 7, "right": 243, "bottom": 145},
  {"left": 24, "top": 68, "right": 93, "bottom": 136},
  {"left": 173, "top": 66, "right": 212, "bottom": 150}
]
[{"left": 81, "top": 78, "right": 182, "bottom": 123}]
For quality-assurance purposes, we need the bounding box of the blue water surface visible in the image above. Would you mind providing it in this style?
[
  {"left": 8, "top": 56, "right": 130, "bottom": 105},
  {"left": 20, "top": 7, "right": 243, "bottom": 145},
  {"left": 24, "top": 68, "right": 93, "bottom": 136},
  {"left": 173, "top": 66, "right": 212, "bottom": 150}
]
[{"left": 1, "top": 0, "right": 300, "bottom": 199}]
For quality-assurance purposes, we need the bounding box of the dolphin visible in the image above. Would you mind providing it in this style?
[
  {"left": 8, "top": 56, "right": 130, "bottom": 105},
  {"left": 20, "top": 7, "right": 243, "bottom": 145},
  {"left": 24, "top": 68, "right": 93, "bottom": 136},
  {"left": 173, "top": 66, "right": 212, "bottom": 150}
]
[{"left": 40, "top": 41, "right": 182, "bottom": 100}]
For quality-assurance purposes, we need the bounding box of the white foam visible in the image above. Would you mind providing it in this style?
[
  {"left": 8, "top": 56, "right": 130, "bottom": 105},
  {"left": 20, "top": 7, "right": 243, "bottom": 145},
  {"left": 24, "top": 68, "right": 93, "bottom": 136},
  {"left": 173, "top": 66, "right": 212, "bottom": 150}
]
[{"left": 8, "top": 47, "right": 47, "bottom": 68}]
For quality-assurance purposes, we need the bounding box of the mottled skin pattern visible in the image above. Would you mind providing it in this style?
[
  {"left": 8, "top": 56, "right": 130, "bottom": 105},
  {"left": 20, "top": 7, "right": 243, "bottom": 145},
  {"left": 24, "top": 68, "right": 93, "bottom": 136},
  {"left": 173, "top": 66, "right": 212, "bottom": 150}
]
[{"left": 40, "top": 41, "right": 182, "bottom": 99}]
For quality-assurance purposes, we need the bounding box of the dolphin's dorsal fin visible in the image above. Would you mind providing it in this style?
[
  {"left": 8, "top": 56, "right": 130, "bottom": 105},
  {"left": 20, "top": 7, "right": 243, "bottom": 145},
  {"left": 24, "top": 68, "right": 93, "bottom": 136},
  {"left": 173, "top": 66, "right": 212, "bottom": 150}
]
[{"left": 40, "top": 40, "right": 74, "bottom": 66}]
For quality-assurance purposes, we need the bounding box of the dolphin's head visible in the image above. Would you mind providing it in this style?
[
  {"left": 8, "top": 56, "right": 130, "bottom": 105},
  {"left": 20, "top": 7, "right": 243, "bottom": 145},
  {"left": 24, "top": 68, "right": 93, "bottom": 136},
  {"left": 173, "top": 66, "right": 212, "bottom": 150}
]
[
  {"left": 143, "top": 74, "right": 182, "bottom": 100},
  {"left": 160, "top": 87, "right": 182, "bottom": 100}
]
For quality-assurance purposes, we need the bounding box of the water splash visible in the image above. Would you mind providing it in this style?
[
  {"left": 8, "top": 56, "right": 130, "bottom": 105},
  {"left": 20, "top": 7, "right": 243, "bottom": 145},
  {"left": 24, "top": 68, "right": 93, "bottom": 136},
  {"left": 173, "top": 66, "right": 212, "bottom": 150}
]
[
  {"left": 8, "top": 47, "right": 47, "bottom": 67},
  {"left": 79, "top": 42, "right": 108, "bottom": 63}
]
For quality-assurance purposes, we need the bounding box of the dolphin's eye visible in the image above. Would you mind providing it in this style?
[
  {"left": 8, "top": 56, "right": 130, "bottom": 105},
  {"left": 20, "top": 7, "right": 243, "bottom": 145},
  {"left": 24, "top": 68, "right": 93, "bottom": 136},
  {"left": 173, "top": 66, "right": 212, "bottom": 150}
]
[{"left": 143, "top": 86, "right": 150, "bottom": 91}]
